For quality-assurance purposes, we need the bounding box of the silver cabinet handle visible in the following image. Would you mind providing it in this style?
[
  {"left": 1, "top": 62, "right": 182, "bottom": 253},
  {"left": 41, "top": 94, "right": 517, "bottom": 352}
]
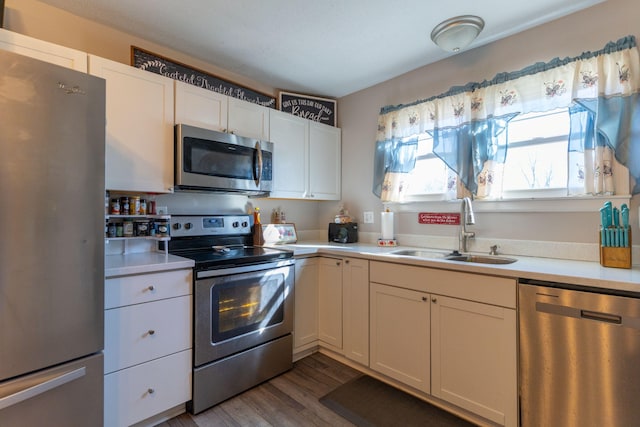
[{"left": 0, "top": 367, "right": 86, "bottom": 410}]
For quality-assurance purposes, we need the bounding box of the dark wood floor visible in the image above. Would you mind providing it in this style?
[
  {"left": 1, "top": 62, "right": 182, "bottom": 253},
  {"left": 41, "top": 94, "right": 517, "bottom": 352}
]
[{"left": 157, "top": 352, "right": 361, "bottom": 427}]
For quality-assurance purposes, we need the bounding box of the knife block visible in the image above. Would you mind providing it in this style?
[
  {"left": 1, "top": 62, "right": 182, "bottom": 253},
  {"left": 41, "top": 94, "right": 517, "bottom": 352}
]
[{"left": 599, "top": 228, "right": 632, "bottom": 269}]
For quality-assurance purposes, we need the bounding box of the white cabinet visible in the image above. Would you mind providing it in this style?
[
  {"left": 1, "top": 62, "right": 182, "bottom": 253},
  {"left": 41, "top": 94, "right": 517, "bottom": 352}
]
[
  {"left": 369, "top": 261, "right": 517, "bottom": 427},
  {"left": 369, "top": 282, "right": 431, "bottom": 393},
  {"left": 269, "top": 110, "right": 341, "bottom": 200},
  {"left": 227, "top": 96, "right": 270, "bottom": 140},
  {"left": 0, "top": 28, "right": 87, "bottom": 71},
  {"left": 342, "top": 258, "right": 369, "bottom": 365},
  {"left": 318, "top": 257, "right": 343, "bottom": 349},
  {"left": 174, "top": 80, "right": 228, "bottom": 131},
  {"left": 431, "top": 295, "right": 517, "bottom": 426},
  {"left": 89, "top": 54, "right": 174, "bottom": 194},
  {"left": 104, "top": 268, "right": 192, "bottom": 427},
  {"left": 293, "top": 257, "right": 319, "bottom": 352}
]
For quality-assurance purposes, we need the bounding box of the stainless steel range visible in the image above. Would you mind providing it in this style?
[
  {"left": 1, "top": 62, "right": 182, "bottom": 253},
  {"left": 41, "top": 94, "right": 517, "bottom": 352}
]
[{"left": 167, "top": 214, "right": 294, "bottom": 414}]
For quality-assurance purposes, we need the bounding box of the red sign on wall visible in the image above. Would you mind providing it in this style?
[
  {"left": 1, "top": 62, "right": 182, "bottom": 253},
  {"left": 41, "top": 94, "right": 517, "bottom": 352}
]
[{"left": 418, "top": 212, "right": 461, "bottom": 225}]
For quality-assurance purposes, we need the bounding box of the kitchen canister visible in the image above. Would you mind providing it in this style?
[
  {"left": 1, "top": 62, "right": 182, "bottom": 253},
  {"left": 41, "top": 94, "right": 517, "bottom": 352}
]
[{"left": 381, "top": 210, "right": 394, "bottom": 240}]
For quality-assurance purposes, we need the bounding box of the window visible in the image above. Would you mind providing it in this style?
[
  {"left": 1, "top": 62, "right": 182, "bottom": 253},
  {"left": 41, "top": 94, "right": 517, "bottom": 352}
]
[{"left": 404, "top": 108, "right": 629, "bottom": 201}]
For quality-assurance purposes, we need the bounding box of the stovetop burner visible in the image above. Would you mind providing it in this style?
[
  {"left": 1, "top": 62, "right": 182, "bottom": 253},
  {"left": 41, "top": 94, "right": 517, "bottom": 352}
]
[{"left": 166, "top": 215, "right": 293, "bottom": 270}]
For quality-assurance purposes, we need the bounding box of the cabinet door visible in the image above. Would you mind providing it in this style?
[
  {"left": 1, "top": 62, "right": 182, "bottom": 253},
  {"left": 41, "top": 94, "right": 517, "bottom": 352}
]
[
  {"left": 431, "top": 295, "right": 517, "bottom": 427},
  {"left": 89, "top": 55, "right": 174, "bottom": 193},
  {"left": 174, "top": 80, "right": 228, "bottom": 131},
  {"left": 0, "top": 28, "right": 87, "bottom": 71},
  {"left": 370, "top": 282, "right": 430, "bottom": 393},
  {"left": 308, "top": 121, "right": 341, "bottom": 200},
  {"left": 293, "top": 258, "right": 319, "bottom": 350},
  {"left": 318, "top": 257, "right": 343, "bottom": 349},
  {"left": 227, "top": 97, "right": 270, "bottom": 140},
  {"left": 342, "top": 258, "right": 369, "bottom": 365},
  {"left": 269, "top": 109, "right": 309, "bottom": 198}
]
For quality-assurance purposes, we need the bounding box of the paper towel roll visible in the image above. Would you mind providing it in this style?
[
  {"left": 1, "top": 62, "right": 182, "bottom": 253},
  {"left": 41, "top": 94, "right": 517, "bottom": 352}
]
[{"left": 381, "top": 211, "right": 394, "bottom": 239}]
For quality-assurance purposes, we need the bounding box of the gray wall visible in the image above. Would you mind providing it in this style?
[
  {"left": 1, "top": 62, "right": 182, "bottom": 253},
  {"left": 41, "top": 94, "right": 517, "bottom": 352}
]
[{"left": 331, "top": 0, "right": 640, "bottom": 254}]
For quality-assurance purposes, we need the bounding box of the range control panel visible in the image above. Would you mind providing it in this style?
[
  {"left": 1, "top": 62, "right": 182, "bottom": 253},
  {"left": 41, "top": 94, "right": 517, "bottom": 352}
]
[{"left": 169, "top": 215, "right": 251, "bottom": 237}]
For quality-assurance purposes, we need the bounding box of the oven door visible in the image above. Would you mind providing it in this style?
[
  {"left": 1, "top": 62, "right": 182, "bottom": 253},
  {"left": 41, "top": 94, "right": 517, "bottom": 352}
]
[{"left": 194, "top": 260, "right": 294, "bottom": 367}]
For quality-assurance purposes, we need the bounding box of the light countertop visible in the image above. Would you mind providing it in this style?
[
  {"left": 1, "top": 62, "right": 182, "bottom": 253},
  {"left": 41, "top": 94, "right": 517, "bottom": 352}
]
[{"left": 105, "top": 242, "right": 640, "bottom": 295}]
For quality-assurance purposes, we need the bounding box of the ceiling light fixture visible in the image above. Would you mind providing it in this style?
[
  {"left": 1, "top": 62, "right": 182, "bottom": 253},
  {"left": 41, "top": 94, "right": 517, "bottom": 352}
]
[{"left": 430, "top": 15, "right": 485, "bottom": 53}]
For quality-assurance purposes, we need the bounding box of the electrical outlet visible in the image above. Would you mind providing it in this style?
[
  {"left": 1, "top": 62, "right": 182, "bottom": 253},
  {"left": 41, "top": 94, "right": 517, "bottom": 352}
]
[{"left": 363, "top": 211, "right": 374, "bottom": 224}]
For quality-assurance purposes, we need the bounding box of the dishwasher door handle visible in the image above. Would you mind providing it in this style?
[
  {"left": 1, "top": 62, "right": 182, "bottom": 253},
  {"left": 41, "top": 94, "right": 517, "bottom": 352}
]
[
  {"left": 536, "top": 302, "right": 623, "bottom": 324},
  {"left": 581, "top": 309, "right": 622, "bottom": 324}
]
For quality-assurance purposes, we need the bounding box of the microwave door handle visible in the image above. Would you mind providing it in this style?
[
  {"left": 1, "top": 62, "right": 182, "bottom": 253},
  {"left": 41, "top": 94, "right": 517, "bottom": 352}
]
[{"left": 254, "top": 141, "right": 263, "bottom": 186}]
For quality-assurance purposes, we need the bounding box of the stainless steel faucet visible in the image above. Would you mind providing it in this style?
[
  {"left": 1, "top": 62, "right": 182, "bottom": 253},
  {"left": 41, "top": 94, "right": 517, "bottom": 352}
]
[{"left": 459, "top": 197, "right": 475, "bottom": 253}]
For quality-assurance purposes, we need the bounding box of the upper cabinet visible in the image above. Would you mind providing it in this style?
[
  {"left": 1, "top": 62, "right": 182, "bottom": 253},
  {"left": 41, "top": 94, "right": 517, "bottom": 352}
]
[
  {"left": 227, "top": 97, "right": 270, "bottom": 140},
  {"left": 174, "top": 82, "right": 270, "bottom": 140},
  {"left": 89, "top": 55, "right": 175, "bottom": 194},
  {"left": 269, "top": 109, "right": 341, "bottom": 200},
  {"left": 0, "top": 28, "right": 87, "bottom": 71},
  {"left": 174, "top": 80, "right": 228, "bottom": 132}
]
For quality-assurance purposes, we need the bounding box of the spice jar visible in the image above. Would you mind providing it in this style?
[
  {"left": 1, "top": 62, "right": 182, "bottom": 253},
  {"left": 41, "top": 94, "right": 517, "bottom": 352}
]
[
  {"left": 110, "top": 198, "right": 121, "bottom": 215},
  {"left": 134, "top": 219, "right": 149, "bottom": 236},
  {"left": 139, "top": 199, "right": 147, "bottom": 215},
  {"left": 130, "top": 196, "right": 140, "bottom": 216},
  {"left": 123, "top": 220, "right": 134, "bottom": 237},
  {"left": 154, "top": 219, "right": 169, "bottom": 237},
  {"left": 120, "top": 197, "right": 130, "bottom": 215},
  {"left": 116, "top": 223, "right": 124, "bottom": 237}
]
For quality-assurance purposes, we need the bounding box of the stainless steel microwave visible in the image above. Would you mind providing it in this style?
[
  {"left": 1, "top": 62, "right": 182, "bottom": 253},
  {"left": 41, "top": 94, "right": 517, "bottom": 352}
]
[{"left": 175, "top": 124, "right": 273, "bottom": 195}]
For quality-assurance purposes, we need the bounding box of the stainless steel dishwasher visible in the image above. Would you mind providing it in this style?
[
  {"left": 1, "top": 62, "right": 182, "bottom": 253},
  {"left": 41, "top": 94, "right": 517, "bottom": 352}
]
[{"left": 519, "top": 279, "right": 640, "bottom": 427}]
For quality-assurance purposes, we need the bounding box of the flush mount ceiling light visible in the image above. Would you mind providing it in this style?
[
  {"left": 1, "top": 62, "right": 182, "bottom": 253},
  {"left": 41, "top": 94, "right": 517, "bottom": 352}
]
[{"left": 430, "top": 15, "right": 485, "bottom": 53}]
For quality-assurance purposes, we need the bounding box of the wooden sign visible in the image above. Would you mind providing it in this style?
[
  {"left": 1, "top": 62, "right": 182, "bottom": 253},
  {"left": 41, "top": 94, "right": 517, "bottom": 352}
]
[
  {"left": 131, "top": 46, "right": 276, "bottom": 108},
  {"left": 418, "top": 212, "right": 461, "bottom": 225},
  {"left": 278, "top": 91, "right": 337, "bottom": 126}
]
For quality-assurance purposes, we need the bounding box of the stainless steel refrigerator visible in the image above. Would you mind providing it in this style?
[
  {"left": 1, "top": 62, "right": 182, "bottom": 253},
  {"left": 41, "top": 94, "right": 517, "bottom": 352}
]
[{"left": 0, "top": 49, "right": 105, "bottom": 426}]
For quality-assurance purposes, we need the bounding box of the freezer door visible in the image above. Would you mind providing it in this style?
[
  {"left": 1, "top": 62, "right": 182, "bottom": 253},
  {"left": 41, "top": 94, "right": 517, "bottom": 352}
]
[
  {"left": 0, "top": 50, "right": 105, "bottom": 380},
  {"left": 0, "top": 353, "right": 103, "bottom": 427}
]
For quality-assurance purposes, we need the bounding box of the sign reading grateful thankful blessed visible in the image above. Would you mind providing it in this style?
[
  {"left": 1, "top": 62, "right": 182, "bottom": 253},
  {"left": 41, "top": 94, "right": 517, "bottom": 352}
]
[
  {"left": 278, "top": 91, "right": 337, "bottom": 127},
  {"left": 131, "top": 46, "right": 276, "bottom": 108}
]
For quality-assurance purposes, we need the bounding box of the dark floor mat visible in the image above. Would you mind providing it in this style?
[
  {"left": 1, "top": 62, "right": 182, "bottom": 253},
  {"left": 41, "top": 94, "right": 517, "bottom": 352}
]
[{"left": 319, "top": 375, "right": 477, "bottom": 427}]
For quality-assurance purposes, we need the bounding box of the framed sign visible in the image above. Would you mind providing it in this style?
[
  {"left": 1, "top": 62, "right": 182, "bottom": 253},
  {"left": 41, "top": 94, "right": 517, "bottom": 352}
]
[
  {"left": 278, "top": 91, "right": 337, "bottom": 127},
  {"left": 131, "top": 46, "right": 276, "bottom": 108}
]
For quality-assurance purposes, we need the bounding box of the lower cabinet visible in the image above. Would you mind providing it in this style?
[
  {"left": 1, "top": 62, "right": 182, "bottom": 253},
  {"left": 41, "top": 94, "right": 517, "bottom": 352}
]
[
  {"left": 104, "top": 268, "right": 192, "bottom": 427},
  {"left": 318, "top": 257, "right": 343, "bottom": 348},
  {"left": 293, "top": 257, "right": 319, "bottom": 351},
  {"left": 369, "top": 261, "right": 517, "bottom": 427},
  {"left": 342, "top": 258, "right": 370, "bottom": 366},
  {"left": 369, "top": 283, "right": 430, "bottom": 393},
  {"left": 431, "top": 295, "right": 517, "bottom": 426}
]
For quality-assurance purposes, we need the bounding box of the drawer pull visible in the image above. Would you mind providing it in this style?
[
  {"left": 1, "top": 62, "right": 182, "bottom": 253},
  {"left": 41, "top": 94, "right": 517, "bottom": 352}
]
[
  {"left": 147, "top": 330, "right": 155, "bottom": 336},
  {"left": 146, "top": 285, "right": 155, "bottom": 292},
  {"left": 147, "top": 388, "right": 155, "bottom": 395}
]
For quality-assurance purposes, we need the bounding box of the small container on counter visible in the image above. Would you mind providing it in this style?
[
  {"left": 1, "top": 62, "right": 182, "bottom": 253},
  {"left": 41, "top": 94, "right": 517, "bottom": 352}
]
[
  {"left": 139, "top": 199, "right": 147, "bottom": 215},
  {"left": 153, "top": 219, "right": 169, "bottom": 237}
]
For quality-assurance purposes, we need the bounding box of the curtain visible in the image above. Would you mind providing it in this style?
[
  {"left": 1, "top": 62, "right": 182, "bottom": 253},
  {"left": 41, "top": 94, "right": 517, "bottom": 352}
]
[
  {"left": 372, "top": 136, "right": 418, "bottom": 201},
  {"left": 374, "top": 35, "right": 640, "bottom": 201}
]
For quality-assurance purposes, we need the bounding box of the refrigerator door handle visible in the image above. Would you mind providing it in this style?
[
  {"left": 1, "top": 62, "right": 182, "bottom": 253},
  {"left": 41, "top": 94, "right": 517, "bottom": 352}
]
[{"left": 0, "top": 367, "right": 86, "bottom": 410}]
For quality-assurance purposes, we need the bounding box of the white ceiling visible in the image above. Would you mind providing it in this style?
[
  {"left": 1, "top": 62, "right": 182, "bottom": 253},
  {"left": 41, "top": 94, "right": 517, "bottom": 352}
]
[{"left": 38, "top": 0, "right": 605, "bottom": 98}]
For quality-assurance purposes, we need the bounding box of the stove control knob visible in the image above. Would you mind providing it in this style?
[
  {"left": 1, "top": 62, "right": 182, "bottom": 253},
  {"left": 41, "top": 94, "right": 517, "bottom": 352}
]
[
  {"left": 232, "top": 221, "right": 240, "bottom": 228},
  {"left": 173, "top": 223, "right": 182, "bottom": 230},
  {"left": 184, "top": 222, "right": 193, "bottom": 230},
  {"left": 242, "top": 221, "right": 249, "bottom": 228}
]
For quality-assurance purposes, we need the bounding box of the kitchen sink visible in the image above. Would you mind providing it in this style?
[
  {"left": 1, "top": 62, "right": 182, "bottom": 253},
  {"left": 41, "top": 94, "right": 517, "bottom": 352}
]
[
  {"left": 390, "top": 249, "right": 448, "bottom": 258},
  {"left": 445, "top": 254, "right": 517, "bottom": 264}
]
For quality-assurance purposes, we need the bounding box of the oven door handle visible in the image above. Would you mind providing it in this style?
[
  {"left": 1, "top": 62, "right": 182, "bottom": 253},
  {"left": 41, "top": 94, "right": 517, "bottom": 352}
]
[
  {"left": 196, "top": 259, "right": 294, "bottom": 279},
  {"left": 254, "top": 141, "right": 263, "bottom": 186}
]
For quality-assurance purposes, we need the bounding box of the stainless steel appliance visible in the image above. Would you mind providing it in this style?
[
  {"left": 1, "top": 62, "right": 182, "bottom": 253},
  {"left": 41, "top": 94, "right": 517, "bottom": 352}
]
[
  {"left": 167, "top": 215, "right": 294, "bottom": 414},
  {"left": 0, "top": 50, "right": 105, "bottom": 425},
  {"left": 519, "top": 279, "right": 640, "bottom": 427},
  {"left": 175, "top": 124, "right": 274, "bottom": 195}
]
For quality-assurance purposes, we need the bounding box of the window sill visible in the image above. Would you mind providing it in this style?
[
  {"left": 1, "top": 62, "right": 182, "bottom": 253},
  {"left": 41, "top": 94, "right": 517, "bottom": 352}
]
[{"left": 387, "top": 195, "right": 632, "bottom": 213}]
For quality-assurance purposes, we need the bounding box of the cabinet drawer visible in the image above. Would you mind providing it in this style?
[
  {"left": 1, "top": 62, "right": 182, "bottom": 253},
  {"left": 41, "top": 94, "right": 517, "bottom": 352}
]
[
  {"left": 104, "top": 350, "right": 191, "bottom": 427},
  {"left": 105, "top": 269, "right": 192, "bottom": 309},
  {"left": 370, "top": 261, "right": 516, "bottom": 308},
  {"left": 105, "top": 296, "right": 191, "bottom": 374}
]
